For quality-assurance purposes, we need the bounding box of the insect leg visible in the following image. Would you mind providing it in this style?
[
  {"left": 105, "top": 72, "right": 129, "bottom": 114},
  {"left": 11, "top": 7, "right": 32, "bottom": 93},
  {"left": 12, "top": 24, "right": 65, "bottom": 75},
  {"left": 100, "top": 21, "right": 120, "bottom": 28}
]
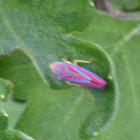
[
  {"left": 62, "top": 58, "right": 72, "bottom": 64},
  {"left": 66, "top": 81, "right": 81, "bottom": 87},
  {"left": 73, "top": 58, "right": 93, "bottom": 65},
  {"left": 58, "top": 77, "right": 62, "bottom": 80}
]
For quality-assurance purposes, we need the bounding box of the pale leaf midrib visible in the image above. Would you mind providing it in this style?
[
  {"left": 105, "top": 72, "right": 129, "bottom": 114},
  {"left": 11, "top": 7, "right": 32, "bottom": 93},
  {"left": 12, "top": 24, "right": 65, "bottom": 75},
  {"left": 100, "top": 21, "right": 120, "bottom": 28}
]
[{"left": 110, "top": 23, "right": 140, "bottom": 56}]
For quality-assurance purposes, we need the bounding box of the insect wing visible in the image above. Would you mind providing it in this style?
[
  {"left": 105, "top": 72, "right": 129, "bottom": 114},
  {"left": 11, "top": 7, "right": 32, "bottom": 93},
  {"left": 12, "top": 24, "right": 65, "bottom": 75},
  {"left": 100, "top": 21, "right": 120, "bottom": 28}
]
[
  {"left": 62, "top": 63, "right": 106, "bottom": 89},
  {"left": 50, "top": 62, "right": 107, "bottom": 89}
]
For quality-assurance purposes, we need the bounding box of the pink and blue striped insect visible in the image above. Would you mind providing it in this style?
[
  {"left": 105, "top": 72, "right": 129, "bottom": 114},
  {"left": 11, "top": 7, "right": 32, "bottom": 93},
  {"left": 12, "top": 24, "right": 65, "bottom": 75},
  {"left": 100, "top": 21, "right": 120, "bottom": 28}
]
[{"left": 50, "top": 61, "right": 107, "bottom": 89}]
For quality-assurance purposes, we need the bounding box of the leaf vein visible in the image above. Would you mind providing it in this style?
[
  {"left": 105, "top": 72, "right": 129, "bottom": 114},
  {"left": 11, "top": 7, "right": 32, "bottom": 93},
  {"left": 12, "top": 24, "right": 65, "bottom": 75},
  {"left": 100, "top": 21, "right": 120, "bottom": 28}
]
[{"left": 111, "top": 23, "right": 140, "bottom": 56}]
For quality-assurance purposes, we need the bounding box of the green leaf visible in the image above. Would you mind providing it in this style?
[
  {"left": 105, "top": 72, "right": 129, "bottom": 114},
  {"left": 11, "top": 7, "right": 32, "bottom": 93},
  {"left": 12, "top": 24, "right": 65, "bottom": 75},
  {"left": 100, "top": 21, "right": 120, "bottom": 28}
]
[
  {"left": 4, "top": 130, "right": 35, "bottom": 140},
  {"left": 0, "top": 99, "right": 26, "bottom": 129},
  {"left": 0, "top": 111, "right": 35, "bottom": 140},
  {"left": 0, "top": 130, "right": 35, "bottom": 140},
  {"left": 0, "top": 78, "right": 13, "bottom": 101},
  {"left": 73, "top": 10, "right": 140, "bottom": 140},
  {"left": 0, "top": 1, "right": 118, "bottom": 140},
  {"left": 0, "top": 0, "right": 94, "bottom": 87},
  {"left": 0, "top": 45, "right": 117, "bottom": 140},
  {"left": 0, "top": 111, "right": 8, "bottom": 131},
  {"left": 0, "top": 0, "right": 93, "bottom": 33}
]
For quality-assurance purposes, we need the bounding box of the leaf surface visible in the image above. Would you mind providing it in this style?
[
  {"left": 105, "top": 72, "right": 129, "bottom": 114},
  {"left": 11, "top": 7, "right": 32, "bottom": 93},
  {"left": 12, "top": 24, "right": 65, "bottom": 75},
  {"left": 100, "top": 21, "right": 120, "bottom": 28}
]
[
  {"left": 0, "top": 1, "right": 118, "bottom": 140},
  {"left": 0, "top": 111, "right": 35, "bottom": 140},
  {"left": 73, "top": 10, "right": 140, "bottom": 140}
]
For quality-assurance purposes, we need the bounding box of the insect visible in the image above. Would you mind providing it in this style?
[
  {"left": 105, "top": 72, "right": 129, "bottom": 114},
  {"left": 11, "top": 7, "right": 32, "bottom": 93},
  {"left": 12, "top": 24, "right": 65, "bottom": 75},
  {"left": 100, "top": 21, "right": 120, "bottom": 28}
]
[{"left": 50, "top": 59, "right": 107, "bottom": 89}]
